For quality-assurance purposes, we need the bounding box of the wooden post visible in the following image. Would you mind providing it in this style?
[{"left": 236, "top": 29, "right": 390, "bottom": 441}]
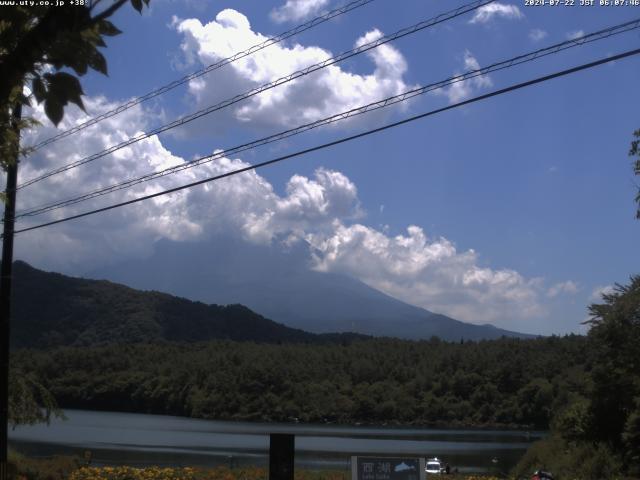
[{"left": 269, "top": 433, "right": 294, "bottom": 480}]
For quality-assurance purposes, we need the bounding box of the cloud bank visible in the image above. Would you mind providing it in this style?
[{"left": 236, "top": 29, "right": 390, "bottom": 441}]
[
  {"left": 13, "top": 89, "right": 574, "bottom": 331},
  {"left": 308, "top": 223, "right": 545, "bottom": 324},
  {"left": 10, "top": 8, "right": 583, "bottom": 332}
]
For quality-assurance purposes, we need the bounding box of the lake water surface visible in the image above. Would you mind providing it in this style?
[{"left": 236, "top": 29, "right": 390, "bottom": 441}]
[{"left": 9, "top": 410, "right": 543, "bottom": 474}]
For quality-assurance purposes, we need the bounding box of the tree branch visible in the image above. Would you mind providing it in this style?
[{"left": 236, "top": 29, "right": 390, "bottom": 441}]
[
  {"left": 0, "top": 0, "right": 130, "bottom": 108},
  {"left": 90, "top": 0, "right": 129, "bottom": 25}
]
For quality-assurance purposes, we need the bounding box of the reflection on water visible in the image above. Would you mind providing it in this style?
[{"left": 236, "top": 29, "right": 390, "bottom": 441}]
[{"left": 9, "top": 410, "right": 544, "bottom": 474}]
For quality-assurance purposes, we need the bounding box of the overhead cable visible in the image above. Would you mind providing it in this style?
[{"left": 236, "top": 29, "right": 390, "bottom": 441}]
[
  {"left": 8, "top": 47, "right": 640, "bottom": 237},
  {"left": 15, "top": 18, "right": 640, "bottom": 219},
  {"left": 17, "top": 0, "right": 496, "bottom": 190},
  {"left": 25, "top": 0, "right": 377, "bottom": 153}
]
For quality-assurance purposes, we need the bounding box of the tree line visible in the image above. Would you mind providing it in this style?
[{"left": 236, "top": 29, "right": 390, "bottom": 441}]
[{"left": 12, "top": 334, "right": 590, "bottom": 430}]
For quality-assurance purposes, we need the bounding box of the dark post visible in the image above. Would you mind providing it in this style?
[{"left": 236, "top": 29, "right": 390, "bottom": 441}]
[
  {"left": 269, "top": 433, "right": 294, "bottom": 480},
  {"left": 0, "top": 104, "right": 22, "bottom": 480}
]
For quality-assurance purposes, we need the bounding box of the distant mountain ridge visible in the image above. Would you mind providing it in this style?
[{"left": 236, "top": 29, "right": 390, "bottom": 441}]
[
  {"left": 93, "top": 237, "right": 535, "bottom": 341},
  {"left": 9, "top": 261, "right": 365, "bottom": 349}
]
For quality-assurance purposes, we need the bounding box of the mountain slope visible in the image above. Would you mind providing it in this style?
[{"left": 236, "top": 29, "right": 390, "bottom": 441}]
[
  {"left": 9, "top": 261, "right": 363, "bottom": 349},
  {"left": 93, "top": 237, "right": 534, "bottom": 341}
]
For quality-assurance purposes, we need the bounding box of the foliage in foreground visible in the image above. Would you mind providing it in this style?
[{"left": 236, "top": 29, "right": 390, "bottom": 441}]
[
  {"left": 68, "top": 466, "right": 499, "bottom": 480},
  {"left": 512, "top": 276, "right": 640, "bottom": 479},
  {"left": 631, "top": 128, "right": 640, "bottom": 218},
  {"left": 7, "top": 449, "right": 80, "bottom": 480},
  {"left": 511, "top": 433, "right": 625, "bottom": 479},
  {"left": 7, "top": 459, "right": 501, "bottom": 480},
  {"left": 69, "top": 466, "right": 269, "bottom": 480},
  {"left": 8, "top": 365, "right": 63, "bottom": 428},
  {"left": 0, "top": 0, "right": 151, "bottom": 170}
]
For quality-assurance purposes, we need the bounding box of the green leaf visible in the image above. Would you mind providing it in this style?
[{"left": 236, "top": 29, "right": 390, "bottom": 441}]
[
  {"left": 18, "top": 117, "right": 41, "bottom": 130},
  {"left": 7, "top": 85, "right": 24, "bottom": 105},
  {"left": 47, "top": 32, "right": 96, "bottom": 76},
  {"left": 131, "top": 0, "right": 143, "bottom": 13},
  {"left": 44, "top": 97, "right": 64, "bottom": 126},
  {"left": 97, "top": 20, "right": 122, "bottom": 37},
  {"left": 32, "top": 76, "right": 46, "bottom": 103},
  {"left": 44, "top": 72, "right": 85, "bottom": 112},
  {"left": 81, "top": 27, "right": 106, "bottom": 47},
  {"left": 66, "top": 53, "right": 89, "bottom": 76},
  {"left": 88, "top": 49, "right": 108, "bottom": 76}
]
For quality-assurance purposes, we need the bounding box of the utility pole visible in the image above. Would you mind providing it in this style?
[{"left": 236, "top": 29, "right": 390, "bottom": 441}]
[{"left": 0, "top": 103, "right": 22, "bottom": 480}]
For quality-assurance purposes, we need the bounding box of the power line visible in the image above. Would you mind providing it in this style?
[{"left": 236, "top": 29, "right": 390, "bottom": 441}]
[
  {"left": 25, "top": 0, "right": 376, "bottom": 153},
  {"left": 17, "top": 0, "right": 495, "bottom": 190},
  {"left": 8, "top": 47, "right": 640, "bottom": 237},
  {"left": 15, "top": 18, "right": 640, "bottom": 219},
  {"left": 20, "top": 0, "right": 494, "bottom": 188}
]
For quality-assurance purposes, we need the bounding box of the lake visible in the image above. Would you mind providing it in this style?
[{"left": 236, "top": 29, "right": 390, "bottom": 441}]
[{"left": 9, "top": 410, "right": 543, "bottom": 474}]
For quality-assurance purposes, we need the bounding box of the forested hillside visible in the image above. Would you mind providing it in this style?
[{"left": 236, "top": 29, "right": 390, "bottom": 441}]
[
  {"left": 13, "top": 258, "right": 533, "bottom": 344},
  {"left": 9, "top": 261, "right": 363, "bottom": 348},
  {"left": 12, "top": 335, "right": 589, "bottom": 429}
]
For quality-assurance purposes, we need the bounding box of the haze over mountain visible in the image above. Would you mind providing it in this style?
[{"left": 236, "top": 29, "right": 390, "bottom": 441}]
[
  {"left": 94, "top": 237, "right": 534, "bottom": 341},
  {"left": 10, "top": 261, "right": 367, "bottom": 349}
]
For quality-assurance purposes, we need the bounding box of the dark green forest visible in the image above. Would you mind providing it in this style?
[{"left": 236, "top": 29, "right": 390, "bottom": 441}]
[{"left": 12, "top": 335, "right": 588, "bottom": 429}]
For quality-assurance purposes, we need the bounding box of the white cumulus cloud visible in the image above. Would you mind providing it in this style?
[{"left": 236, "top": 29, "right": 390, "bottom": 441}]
[
  {"left": 547, "top": 280, "right": 579, "bottom": 298},
  {"left": 270, "top": 0, "right": 331, "bottom": 23},
  {"left": 435, "top": 50, "right": 492, "bottom": 104},
  {"left": 14, "top": 95, "right": 362, "bottom": 271},
  {"left": 15, "top": 91, "right": 551, "bottom": 330},
  {"left": 469, "top": 3, "right": 523, "bottom": 24},
  {"left": 307, "top": 223, "right": 545, "bottom": 325},
  {"left": 529, "top": 28, "right": 547, "bottom": 42},
  {"left": 566, "top": 30, "right": 585, "bottom": 40},
  {"left": 589, "top": 285, "right": 615, "bottom": 302},
  {"left": 242, "top": 168, "right": 363, "bottom": 243},
  {"left": 173, "top": 10, "right": 414, "bottom": 133}
]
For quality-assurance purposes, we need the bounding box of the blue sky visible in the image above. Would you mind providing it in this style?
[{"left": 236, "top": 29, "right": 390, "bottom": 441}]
[{"left": 13, "top": 0, "right": 640, "bottom": 335}]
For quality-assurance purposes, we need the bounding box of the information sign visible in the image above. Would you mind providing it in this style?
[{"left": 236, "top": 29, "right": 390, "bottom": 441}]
[{"left": 351, "top": 456, "right": 425, "bottom": 480}]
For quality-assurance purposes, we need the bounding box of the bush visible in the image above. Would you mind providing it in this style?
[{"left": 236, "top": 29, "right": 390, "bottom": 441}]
[
  {"left": 511, "top": 434, "right": 626, "bottom": 480},
  {"left": 8, "top": 449, "right": 81, "bottom": 480}
]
